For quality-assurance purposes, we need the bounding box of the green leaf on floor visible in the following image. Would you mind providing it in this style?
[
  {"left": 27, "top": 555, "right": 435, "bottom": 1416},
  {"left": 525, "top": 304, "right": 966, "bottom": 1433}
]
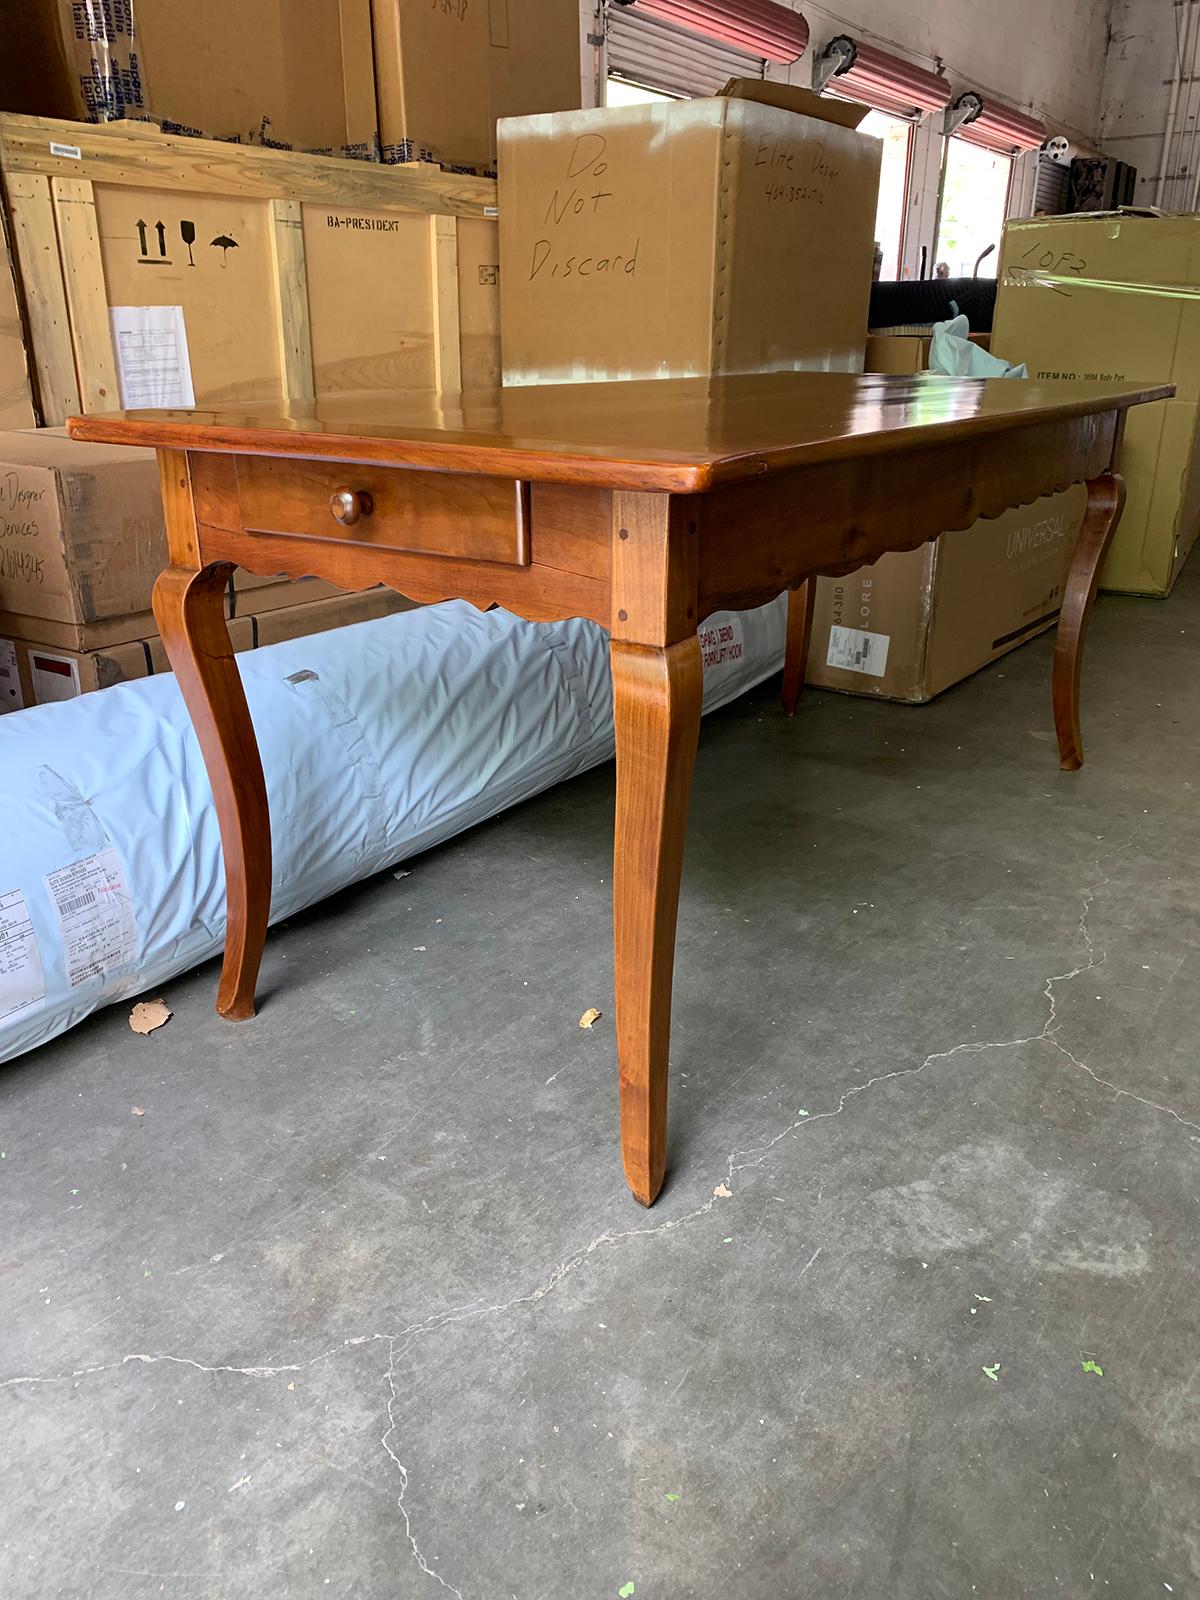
[
  {"left": 982, "top": 1363, "right": 1001, "bottom": 1382},
  {"left": 1081, "top": 1359, "right": 1104, "bottom": 1376},
  {"left": 619, "top": 1584, "right": 636, "bottom": 1598},
  {"left": 665, "top": 1493, "right": 680, "bottom": 1502}
]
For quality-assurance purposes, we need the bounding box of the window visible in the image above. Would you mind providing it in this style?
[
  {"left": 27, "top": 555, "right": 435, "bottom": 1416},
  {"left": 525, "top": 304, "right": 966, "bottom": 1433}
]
[
  {"left": 859, "top": 108, "right": 912, "bottom": 280},
  {"left": 935, "top": 138, "right": 1012, "bottom": 278},
  {"left": 606, "top": 77, "right": 680, "bottom": 106}
]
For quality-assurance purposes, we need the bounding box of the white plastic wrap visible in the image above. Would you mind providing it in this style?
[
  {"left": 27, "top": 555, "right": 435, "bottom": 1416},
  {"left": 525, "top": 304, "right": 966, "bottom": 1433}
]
[
  {"left": 0, "top": 597, "right": 784, "bottom": 1063},
  {"left": 928, "top": 313, "right": 1028, "bottom": 379}
]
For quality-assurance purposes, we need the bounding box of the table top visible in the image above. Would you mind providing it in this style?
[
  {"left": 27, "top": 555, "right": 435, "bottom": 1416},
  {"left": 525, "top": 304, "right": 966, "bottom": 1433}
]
[{"left": 68, "top": 373, "right": 1172, "bottom": 494}]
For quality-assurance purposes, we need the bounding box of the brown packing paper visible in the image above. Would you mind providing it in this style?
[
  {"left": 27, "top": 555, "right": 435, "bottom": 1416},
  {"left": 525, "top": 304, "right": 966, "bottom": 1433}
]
[
  {"left": 499, "top": 89, "right": 881, "bottom": 385},
  {"left": 993, "top": 212, "right": 1200, "bottom": 595},
  {"left": 805, "top": 487, "right": 1087, "bottom": 703}
]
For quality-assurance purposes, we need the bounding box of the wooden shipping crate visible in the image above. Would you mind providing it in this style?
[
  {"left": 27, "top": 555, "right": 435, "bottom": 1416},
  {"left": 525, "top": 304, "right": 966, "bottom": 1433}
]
[{"left": 0, "top": 114, "right": 501, "bottom": 427}]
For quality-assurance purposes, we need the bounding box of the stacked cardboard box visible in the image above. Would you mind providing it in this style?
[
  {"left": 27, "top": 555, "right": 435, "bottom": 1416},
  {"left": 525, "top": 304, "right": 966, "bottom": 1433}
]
[
  {"left": 2, "top": 0, "right": 582, "bottom": 170},
  {"left": 993, "top": 212, "right": 1200, "bottom": 596},
  {"left": 0, "top": 430, "right": 412, "bottom": 713}
]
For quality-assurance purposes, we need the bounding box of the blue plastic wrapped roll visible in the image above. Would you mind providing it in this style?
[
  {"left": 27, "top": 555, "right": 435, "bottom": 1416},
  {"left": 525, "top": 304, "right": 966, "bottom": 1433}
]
[{"left": 0, "top": 596, "right": 784, "bottom": 1063}]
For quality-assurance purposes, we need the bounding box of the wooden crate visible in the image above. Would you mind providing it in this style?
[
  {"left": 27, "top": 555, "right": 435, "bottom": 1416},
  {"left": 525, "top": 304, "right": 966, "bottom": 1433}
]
[{"left": 0, "top": 114, "right": 501, "bottom": 426}]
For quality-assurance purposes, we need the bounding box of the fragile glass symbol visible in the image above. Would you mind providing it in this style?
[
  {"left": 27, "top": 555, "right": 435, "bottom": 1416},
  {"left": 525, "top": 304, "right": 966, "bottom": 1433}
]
[{"left": 180, "top": 220, "right": 196, "bottom": 266}]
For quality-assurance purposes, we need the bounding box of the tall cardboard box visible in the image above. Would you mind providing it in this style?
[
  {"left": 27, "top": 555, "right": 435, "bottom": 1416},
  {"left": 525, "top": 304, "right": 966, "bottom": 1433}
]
[
  {"left": 993, "top": 213, "right": 1200, "bottom": 596},
  {"left": 498, "top": 85, "right": 881, "bottom": 385},
  {"left": 805, "top": 487, "right": 1086, "bottom": 702},
  {"left": 0, "top": 0, "right": 379, "bottom": 157},
  {"left": 371, "top": 0, "right": 582, "bottom": 170}
]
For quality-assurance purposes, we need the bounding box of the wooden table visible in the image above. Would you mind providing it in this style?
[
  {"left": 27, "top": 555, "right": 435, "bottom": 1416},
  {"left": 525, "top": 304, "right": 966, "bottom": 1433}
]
[{"left": 69, "top": 372, "right": 1168, "bottom": 1205}]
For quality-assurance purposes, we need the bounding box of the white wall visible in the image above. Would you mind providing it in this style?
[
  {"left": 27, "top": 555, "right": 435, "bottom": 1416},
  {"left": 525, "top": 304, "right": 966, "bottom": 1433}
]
[
  {"left": 775, "top": 0, "right": 1112, "bottom": 141},
  {"left": 581, "top": 0, "right": 1115, "bottom": 138},
  {"left": 580, "top": 0, "right": 1117, "bottom": 279},
  {"left": 1100, "top": 0, "right": 1198, "bottom": 208}
]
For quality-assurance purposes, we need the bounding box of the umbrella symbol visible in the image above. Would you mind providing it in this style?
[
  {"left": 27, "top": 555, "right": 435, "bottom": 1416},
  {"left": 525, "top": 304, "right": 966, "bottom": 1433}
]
[{"left": 210, "top": 233, "right": 238, "bottom": 267}]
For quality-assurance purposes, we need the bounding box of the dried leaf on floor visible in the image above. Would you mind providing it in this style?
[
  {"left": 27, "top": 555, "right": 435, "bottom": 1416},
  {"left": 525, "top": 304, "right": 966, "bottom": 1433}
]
[
  {"left": 713, "top": 1182, "right": 732, "bottom": 1199},
  {"left": 129, "top": 999, "right": 172, "bottom": 1036},
  {"left": 579, "top": 1008, "right": 601, "bottom": 1030}
]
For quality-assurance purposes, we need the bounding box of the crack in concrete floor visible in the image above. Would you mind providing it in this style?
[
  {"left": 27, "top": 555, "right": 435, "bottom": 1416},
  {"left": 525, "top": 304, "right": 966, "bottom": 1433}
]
[{"left": 2, "top": 820, "right": 1197, "bottom": 1597}]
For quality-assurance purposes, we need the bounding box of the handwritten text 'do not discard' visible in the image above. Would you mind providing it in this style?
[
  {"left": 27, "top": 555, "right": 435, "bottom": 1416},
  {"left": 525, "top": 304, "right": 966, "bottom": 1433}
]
[{"left": 528, "top": 133, "right": 640, "bottom": 283}]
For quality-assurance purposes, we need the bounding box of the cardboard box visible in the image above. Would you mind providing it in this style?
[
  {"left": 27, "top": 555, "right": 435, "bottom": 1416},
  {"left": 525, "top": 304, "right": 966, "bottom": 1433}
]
[
  {"left": 0, "top": 429, "right": 165, "bottom": 629},
  {"left": 0, "top": 573, "right": 358, "bottom": 652},
  {"left": 301, "top": 208, "right": 501, "bottom": 393},
  {"left": 805, "top": 486, "right": 1086, "bottom": 703},
  {"left": 4, "top": 0, "right": 379, "bottom": 158},
  {"left": 226, "top": 576, "right": 345, "bottom": 618},
  {"left": 864, "top": 332, "right": 992, "bottom": 374},
  {"left": 251, "top": 587, "right": 416, "bottom": 646},
  {"left": 498, "top": 83, "right": 882, "bottom": 385},
  {"left": 372, "top": 0, "right": 582, "bottom": 171},
  {"left": 0, "top": 619, "right": 254, "bottom": 707},
  {"left": 993, "top": 213, "right": 1200, "bottom": 596},
  {"left": 0, "top": 589, "right": 416, "bottom": 711}
]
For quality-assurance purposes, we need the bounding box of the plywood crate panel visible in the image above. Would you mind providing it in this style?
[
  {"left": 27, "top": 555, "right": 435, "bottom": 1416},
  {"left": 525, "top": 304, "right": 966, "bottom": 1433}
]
[{"left": 0, "top": 114, "right": 501, "bottom": 425}]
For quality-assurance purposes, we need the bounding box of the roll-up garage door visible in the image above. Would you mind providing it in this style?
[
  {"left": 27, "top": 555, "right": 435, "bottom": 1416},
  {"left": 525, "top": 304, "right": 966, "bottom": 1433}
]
[
  {"left": 1034, "top": 154, "right": 1070, "bottom": 216},
  {"left": 606, "top": 3, "right": 767, "bottom": 98}
]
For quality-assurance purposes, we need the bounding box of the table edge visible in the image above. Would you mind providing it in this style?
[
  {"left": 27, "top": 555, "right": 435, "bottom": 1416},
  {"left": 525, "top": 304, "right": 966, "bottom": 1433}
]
[{"left": 66, "top": 385, "right": 1174, "bottom": 495}]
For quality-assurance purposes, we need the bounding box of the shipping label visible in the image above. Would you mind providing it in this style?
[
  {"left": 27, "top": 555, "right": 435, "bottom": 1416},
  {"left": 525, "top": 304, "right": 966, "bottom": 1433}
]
[
  {"left": 0, "top": 888, "right": 45, "bottom": 1022},
  {"left": 44, "top": 848, "right": 138, "bottom": 990},
  {"left": 700, "top": 616, "right": 745, "bottom": 675},
  {"left": 826, "top": 624, "right": 890, "bottom": 678}
]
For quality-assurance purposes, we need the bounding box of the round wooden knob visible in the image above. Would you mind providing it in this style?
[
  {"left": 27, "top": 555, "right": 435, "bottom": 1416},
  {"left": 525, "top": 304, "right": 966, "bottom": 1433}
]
[{"left": 329, "top": 487, "right": 373, "bottom": 526}]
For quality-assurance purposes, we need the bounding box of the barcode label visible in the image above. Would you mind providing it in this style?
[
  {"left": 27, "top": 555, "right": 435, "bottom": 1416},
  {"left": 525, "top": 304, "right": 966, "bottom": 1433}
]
[
  {"left": 44, "top": 847, "right": 138, "bottom": 990},
  {"left": 50, "top": 141, "right": 82, "bottom": 159},
  {"left": 826, "top": 624, "right": 890, "bottom": 678},
  {"left": 57, "top": 891, "right": 97, "bottom": 916}
]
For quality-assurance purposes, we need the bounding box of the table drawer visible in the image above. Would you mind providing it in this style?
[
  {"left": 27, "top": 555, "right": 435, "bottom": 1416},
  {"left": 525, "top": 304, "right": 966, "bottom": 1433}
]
[{"left": 234, "top": 457, "right": 530, "bottom": 566}]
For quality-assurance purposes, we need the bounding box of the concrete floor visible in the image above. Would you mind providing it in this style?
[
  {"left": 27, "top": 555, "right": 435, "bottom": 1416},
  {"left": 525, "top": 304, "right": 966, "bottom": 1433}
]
[{"left": 2, "top": 564, "right": 1199, "bottom": 1600}]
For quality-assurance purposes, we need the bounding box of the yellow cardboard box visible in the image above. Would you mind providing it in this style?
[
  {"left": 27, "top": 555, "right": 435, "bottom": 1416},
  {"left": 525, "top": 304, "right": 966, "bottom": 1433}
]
[{"left": 993, "top": 212, "right": 1200, "bottom": 596}]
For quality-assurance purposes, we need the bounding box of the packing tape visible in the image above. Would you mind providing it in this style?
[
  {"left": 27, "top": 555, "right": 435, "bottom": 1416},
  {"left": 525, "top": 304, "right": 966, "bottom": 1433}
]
[{"left": 1002, "top": 269, "right": 1200, "bottom": 301}]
